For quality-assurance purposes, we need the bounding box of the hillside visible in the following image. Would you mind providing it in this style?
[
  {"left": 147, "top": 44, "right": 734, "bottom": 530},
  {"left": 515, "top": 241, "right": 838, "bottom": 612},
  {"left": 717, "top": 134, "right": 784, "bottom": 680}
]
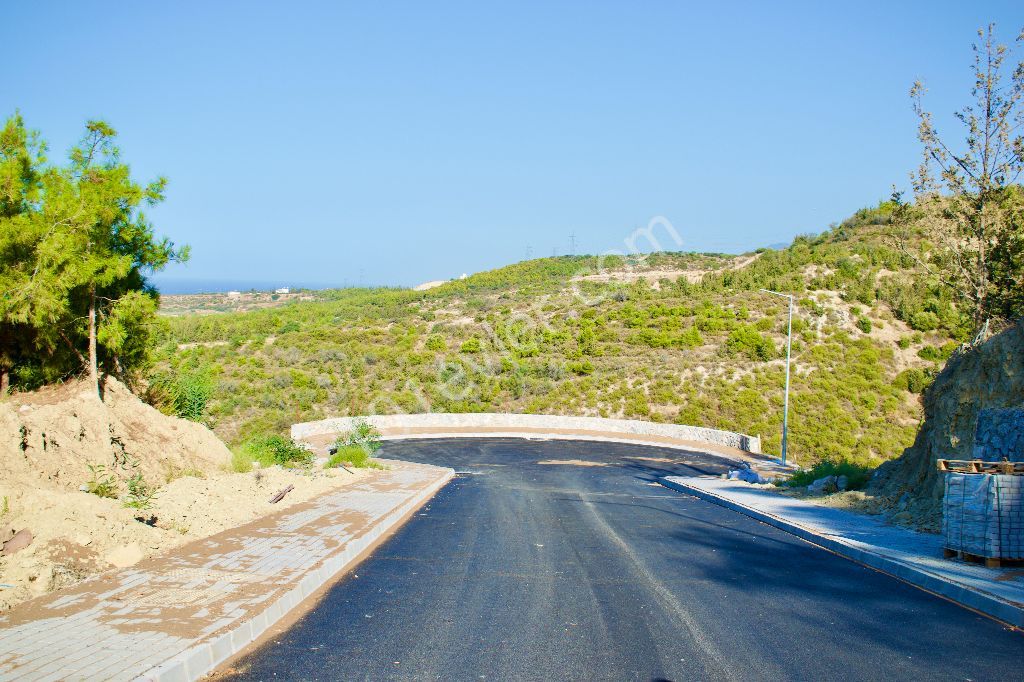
[{"left": 152, "top": 204, "right": 965, "bottom": 470}]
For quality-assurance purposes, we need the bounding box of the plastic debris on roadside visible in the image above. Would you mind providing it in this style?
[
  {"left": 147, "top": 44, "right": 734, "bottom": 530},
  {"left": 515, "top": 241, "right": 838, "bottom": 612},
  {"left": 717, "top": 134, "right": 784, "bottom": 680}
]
[{"left": 726, "top": 468, "right": 767, "bottom": 484}]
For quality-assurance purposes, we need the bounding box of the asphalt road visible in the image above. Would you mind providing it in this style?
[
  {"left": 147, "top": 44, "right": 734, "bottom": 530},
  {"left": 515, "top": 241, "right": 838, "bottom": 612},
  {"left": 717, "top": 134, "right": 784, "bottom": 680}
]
[{"left": 223, "top": 438, "right": 1023, "bottom": 681}]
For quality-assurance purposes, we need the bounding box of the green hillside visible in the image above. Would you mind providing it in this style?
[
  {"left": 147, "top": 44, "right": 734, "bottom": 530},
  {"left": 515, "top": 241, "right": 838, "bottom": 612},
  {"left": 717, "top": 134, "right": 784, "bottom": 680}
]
[{"left": 151, "top": 203, "right": 965, "bottom": 469}]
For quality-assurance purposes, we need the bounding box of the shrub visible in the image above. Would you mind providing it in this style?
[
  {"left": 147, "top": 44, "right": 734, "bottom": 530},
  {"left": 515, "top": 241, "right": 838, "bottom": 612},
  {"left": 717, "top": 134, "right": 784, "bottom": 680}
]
[
  {"left": 460, "top": 337, "right": 482, "bottom": 353},
  {"left": 341, "top": 417, "right": 383, "bottom": 453},
  {"left": 327, "top": 444, "right": 384, "bottom": 469},
  {"left": 239, "top": 434, "right": 313, "bottom": 467},
  {"left": 909, "top": 310, "right": 940, "bottom": 331},
  {"left": 917, "top": 345, "right": 942, "bottom": 362},
  {"left": 425, "top": 334, "right": 446, "bottom": 351},
  {"left": 725, "top": 325, "right": 775, "bottom": 361},
  {"left": 785, "top": 460, "right": 874, "bottom": 490},
  {"left": 567, "top": 360, "right": 595, "bottom": 375},
  {"left": 856, "top": 317, "right": 872, "bottom": 333},
  {"left": 893, "top": 367, "right": 934, "bottom": 394},
  {"left": 150, "top": 369, "right": 213, "bottom": 422}
]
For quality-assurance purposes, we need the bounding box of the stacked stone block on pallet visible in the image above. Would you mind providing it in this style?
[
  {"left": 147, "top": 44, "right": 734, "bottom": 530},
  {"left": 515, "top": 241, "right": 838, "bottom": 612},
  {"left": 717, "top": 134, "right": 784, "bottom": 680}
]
[
  {"left": 943, "top": 407, "right": 1024, "bottom": 561},
  {"left": 944, "top": 473, "right": 1024, "bottom": 560}
]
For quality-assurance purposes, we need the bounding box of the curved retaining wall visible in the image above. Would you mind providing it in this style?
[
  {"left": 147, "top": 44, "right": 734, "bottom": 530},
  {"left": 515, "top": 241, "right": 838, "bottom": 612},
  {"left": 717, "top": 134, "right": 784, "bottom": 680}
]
[{"left": 291, "top": 413, "right": 761, "bottom": 455}]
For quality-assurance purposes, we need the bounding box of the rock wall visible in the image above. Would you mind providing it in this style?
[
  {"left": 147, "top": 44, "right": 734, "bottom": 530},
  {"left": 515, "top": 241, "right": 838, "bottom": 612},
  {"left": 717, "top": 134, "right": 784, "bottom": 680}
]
[
  {"left": 872, "top": 323, "right": 1024, "bottom": 525},
  {"left": 973, "top": 408, "right": 1024, "bottom": 461}
]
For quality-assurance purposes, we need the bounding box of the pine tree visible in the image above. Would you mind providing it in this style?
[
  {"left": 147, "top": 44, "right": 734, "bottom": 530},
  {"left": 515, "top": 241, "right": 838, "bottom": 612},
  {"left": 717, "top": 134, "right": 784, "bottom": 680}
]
[
  {"left": 893, "top": 25, "right": 1024, "bottom": 335},
  {"left": 0, "top": 115, "right": 188, "bottom": 397}
]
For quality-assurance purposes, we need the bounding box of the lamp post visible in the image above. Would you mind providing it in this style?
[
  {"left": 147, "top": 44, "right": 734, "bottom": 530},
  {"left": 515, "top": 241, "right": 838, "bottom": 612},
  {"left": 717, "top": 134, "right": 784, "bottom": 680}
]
[{"left": 760, "top": 289, "right": 793, "bottom": 466}]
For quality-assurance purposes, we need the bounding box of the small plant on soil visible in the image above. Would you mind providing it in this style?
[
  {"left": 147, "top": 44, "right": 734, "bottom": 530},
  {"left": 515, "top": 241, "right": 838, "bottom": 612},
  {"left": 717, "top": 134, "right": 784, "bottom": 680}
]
[
  {"left": 123, "top": 472, "right": 158, "bottom": 510},
  {"left": 85, "top": 463, "right": 118, "bottom": 499},
  {"left": 327, "top": 444, "right": 384, "bottom": 469},
  {"left": 343, "top": 418, "right": 383, "bottom": 453},
  {"left": 783, "top": 460, "right": 875, "bottom": 491},
  {"left": 328, "top": 419, "right": 385, "bottom": 469}
]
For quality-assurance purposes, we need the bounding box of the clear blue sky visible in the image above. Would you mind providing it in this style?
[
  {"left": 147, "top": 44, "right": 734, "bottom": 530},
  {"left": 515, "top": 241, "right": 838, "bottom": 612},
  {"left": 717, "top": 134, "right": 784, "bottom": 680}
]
[{"left": 3, "top": 2, "right": 1021, "bottom": 289}]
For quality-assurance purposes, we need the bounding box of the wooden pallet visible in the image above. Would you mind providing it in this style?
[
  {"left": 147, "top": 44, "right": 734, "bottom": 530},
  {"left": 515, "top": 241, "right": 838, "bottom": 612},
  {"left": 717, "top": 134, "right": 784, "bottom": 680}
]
[
  {"left": 937, "top": 458, "right": 1024, "bottom": 475},
  {"left": 943, "top": 548, "right": 1024, "bottom": 569}
]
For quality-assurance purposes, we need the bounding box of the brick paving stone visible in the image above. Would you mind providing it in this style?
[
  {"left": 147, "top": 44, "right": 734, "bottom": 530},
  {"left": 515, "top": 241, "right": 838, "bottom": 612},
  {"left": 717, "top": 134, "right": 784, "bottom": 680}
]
[{"left": 0, "top": 460, "right": 452, "bottom": 682}]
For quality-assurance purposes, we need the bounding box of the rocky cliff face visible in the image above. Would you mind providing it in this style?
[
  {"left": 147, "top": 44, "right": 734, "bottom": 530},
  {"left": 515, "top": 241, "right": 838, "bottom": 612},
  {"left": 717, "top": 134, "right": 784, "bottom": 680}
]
[{"left": 871, "top": 323, "right": 1024, "bottom": 527}]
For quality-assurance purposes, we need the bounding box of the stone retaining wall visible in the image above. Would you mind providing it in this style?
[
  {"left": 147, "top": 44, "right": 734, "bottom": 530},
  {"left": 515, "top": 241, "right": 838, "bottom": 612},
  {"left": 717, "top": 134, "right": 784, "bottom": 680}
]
[{"left": 291, "top": 413, "right": 761, "bottom": 454}]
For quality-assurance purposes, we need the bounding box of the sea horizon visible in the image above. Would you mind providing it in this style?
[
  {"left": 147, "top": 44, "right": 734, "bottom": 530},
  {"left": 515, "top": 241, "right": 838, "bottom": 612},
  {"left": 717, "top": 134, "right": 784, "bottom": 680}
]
[{"left": 150, "top": 276, "right": 346, "bottom": 295}]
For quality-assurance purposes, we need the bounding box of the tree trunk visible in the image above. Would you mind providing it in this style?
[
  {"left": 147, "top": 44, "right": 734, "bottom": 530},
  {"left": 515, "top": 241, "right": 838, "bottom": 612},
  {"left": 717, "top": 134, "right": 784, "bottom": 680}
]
[
  {"left": 88, "top": 287, "right": 100, "bottom": 400},
  {"left": 0, "top": 366, "right": 8, "bottom": 396}
]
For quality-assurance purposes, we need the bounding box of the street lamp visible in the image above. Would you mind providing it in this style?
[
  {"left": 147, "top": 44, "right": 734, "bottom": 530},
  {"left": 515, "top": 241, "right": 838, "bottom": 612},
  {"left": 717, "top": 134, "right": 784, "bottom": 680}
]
[{"left": 760, "top": 289, "right": 793, "bottom": 466}]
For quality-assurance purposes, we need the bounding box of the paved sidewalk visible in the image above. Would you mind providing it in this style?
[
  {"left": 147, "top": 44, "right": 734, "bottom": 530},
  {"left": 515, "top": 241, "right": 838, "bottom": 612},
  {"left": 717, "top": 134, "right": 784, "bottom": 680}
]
[
  {"left": 662, "top": 476, "right": 1024, "bottom": 628},
  {"left": 0, "top": 460, "right": 454, "bottom": 682}
]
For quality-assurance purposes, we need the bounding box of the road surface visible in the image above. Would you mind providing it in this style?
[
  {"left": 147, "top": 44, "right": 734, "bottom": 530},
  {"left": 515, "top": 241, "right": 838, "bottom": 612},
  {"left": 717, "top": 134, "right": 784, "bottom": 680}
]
[{"left": 222, "top": 438, "right": 1022, "bottom": 681}]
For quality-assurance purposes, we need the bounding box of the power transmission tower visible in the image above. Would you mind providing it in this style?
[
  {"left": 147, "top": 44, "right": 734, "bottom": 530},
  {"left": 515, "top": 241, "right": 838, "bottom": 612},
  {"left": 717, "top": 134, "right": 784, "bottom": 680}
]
[
  {"left": 526, "top": 245, "right": 533, "bottom": 260},
  {"left": 569, "top": 233, "right": 577, "bottom": 256}
]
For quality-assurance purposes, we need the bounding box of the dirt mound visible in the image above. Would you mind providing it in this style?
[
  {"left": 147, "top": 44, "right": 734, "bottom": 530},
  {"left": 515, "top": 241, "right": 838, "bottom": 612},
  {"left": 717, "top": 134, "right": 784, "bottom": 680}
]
[
  {"left": 0, "top": 376, "right": 377, "bottom": 612},
  {"left": 0, "top": 376, "right": 231, "bottom": 491},
  {"left": 871, "top": 323, "right": 1024, "bottom": 529}
]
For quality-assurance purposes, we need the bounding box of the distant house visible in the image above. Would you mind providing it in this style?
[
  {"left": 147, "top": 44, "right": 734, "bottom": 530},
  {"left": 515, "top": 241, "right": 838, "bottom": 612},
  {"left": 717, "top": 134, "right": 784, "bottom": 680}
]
[
  {"left": 227, "top": 290, "right": 241, "bottom": 298},
  {"left": 274, "top": 287, "right": 290, "bottom": 294}
]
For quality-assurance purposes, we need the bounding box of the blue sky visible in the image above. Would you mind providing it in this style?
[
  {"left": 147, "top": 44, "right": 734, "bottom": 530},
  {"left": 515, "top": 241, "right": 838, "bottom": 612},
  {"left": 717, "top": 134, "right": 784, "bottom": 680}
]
[{"left": 3, "top": 2, "right": 1022, "bottom": 289}]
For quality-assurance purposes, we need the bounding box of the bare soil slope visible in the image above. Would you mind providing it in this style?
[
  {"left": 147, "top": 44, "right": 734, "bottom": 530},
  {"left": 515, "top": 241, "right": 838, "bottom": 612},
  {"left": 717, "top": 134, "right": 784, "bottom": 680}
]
[
  {"left": 0, "top": 378, "right": 373, "bottom": 611},
  {"left": 1, "top": 377, "right": 231, "bottom": 490}
]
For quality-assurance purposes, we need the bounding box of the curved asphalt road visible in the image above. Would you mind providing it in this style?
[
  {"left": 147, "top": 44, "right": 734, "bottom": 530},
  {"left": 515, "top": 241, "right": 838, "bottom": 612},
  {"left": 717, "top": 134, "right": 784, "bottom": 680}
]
[{"left": 223, "top": 438, "right": 1023, "bottom": 681}]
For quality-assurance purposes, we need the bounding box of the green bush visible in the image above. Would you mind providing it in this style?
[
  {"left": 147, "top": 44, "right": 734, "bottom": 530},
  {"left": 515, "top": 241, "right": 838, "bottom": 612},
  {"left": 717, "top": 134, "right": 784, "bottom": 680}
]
[
  {"left": 725, "top": 325, "right": 775, "bottom": 361},
  {"left": 567, "top": 359, "right": 595, "bottom": 375},
  {"left": 460, "top": 337, "right": 482, "bottom": 353},
  {"left": 785, "top": 460, "right": 875, "bottom": 490},
  {"left": 327, "top": 444, "right": 384, "bottom": 469},
  {"left": 341, "top": 417, "right": 383, "bottom": 453},
  {"left": 909, "top": 310, "right": 940, "bottom": 331},
  {"left": 855, "top": 316, "right": 872, "bottom": 333},
  {"left": 425, "top": 334, "right": 446, "bottom": 351},
  {"left": 893, "top": 367, "right": 934, "bottom": 394},
  {"left": 917, "top": 345, "right": 942, "bottom": 362},
  {"left": 238, "top": 434, "right": 313, "bottom": 467},
  {"left": 150, "top": 368, "right": 213, "bottom": 422}
]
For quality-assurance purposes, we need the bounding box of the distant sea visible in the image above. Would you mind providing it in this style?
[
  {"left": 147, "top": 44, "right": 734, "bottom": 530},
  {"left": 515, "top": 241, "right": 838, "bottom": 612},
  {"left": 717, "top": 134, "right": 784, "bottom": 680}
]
[{"left": 150, "top": 277, "right": 342, "bottom": 295}]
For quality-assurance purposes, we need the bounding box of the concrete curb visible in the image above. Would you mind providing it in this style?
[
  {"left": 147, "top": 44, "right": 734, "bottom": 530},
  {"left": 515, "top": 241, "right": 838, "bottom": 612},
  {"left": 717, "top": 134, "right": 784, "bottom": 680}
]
[
  {"left": 659, "top": 477, "right": 1024, "bottom": 629},
  {"left": 292, "top": 413, "right": 762, "bottom": 454},
  {"left": 136, "top": 467, "right": 455, "bottom": 682}
]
